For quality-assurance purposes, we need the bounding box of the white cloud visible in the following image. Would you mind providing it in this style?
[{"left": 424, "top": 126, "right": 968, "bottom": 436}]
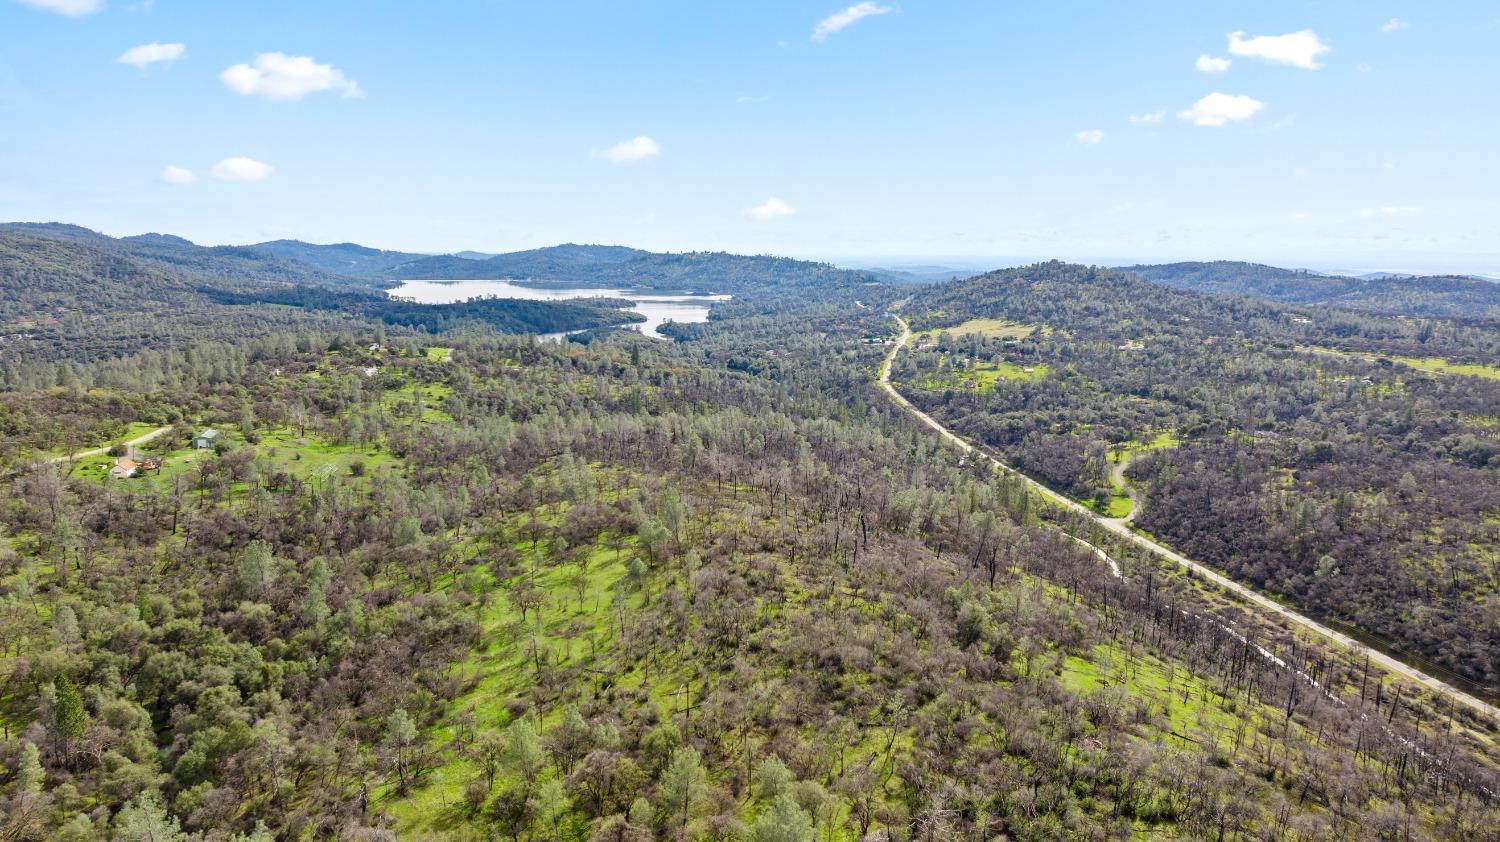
[
  {"left": 1356, "top": 63, "right": 1375, "bottom": 73},
  {"left": 1360, "top": 206, "right": 1416, "bottom": 217},
  {"left": 1381, "top": 18, "right": 1409, "bottom": 33},
  {"left": 1227, "top": 30, "right": 1330, "bottom": 70},
  {"left": 748, "top": 197, "right": 795, "bottom": 220},
  {"left": 211, "top": 157, "right": 274, "bottom": 181},
  {"left": 1075, "top": 129, "right": 1104, "bottom": 145},
  {"left": 15, "top": 0, "right": 101, "bottom": 16},
  {"left": 221, "top": 53, "right": 361, "bottom": 101},
  {"left": 812, "top": 2, "right": 891, "bottom": 41},
  {"left": 1383, "top": 161, "right": 1396, "bottom": 170},
  {"left": 1178, "top": 92, "right": 1265, "bottom": 127},
  {"left": 1195, "top": 54, "right": 1231, "bottom": 73},
  {"left": 595, "top": 136, "right": 662, "bottom": 164},
  {"left": 1128, "top": 110, "right": 1166, "bottom": 124},
  {"left": 159, "top": 165, "right": 195, "bottom": 185},
  {"left": 118, "top": 42, "right": 185, "bottom": 68}
]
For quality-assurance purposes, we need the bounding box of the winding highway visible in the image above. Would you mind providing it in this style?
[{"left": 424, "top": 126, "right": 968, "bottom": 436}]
[{"left": 878, "top": 314, "right": 1500, "bottom": 722}]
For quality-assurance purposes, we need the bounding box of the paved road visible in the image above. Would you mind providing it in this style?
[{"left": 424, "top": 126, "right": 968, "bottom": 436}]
[
  {"left": 45, "top": 426, "right": 173, "bottom": 465},
  {"left": 878, "top": 314, "right": 1500, "bottom": 721}
]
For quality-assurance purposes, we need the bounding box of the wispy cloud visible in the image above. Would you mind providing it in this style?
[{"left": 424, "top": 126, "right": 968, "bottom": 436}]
[
  {"left": 1128, "top": 110, "right": 1166, "bottom": 124},
  {"left": 595, "top": 136, "right": 662, "bottom": 164},
  {"left": 812, "top": 2, "right": 892, "bottom": 42},
  {"left": 1179, "top": 92, "right": 1265, "bottom": 127},
  {"left": 1381, "top": 18, "right": 1409, "bottom": 33},
  {"left": 748, "top": 197, "right": 796, "bottom": 220},
  {"left": 211, "top": 157, "right": 274, "bottom": 181},
  {"left": 159, "top": 165, "right": 195, "bottom": 185},
  {"left": 1227, "top": 30, "right": 1330, "bottom": 69},
  {"left": 1263, "top": 115, "right": 1296, "bottom": 133},
  {"left": 118, "top": 42, "right": 185, "bottom": 68},
  {"left": 221, "top": 53, "right": 361, "bottom": 101},
  {"left": 15, "top": 0, "right": 101, "bottom": 16},
  {"left": 1195, "top": 54, "right": 1231, "bottom": 74},
  {"left": 1360, "top": 205, "right": 1417, "bottom": 217},
  {"left": 1075, "top": 129, "right": 1104, "bottom": 145}
]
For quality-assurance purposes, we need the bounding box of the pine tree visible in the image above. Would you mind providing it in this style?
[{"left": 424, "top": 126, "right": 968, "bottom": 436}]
[
  {"left": 750, "top": 792, "right": 814, "bottom": 842},
  {"left": 385, "top": 709, "right": 418, "bottom": 791},
  {"left": 53, "top": 675, "right": 85, "bottom": 751},
  {"left": 504, "top": 717, "right": 545, "bottom": 785},
  {"left": 17, "top": 740, "right": 44, "bottom": 793},
  {"left": 753, "top": 755, "right": 794, "bottom": 803},
  {"left": 113, "top": 792, "right": 188, "bottom": 842},
  {"left": 659, "top": 746, "right": 707, "bottom": 832},
  {"left": 239, "top": 540, "right": 276, "bottom": 592}
]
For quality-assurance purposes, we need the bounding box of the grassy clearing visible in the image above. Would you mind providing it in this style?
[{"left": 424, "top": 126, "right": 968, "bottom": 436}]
[
  {"left": 921, "top": 358, "right": 1049, "bottom": 392},
  {"left": 384, "top": 532, "right": 640, "bottom": 833},
  {"left": 380, "top": 380, "right": 454, "bottom": 423},
  {"left": 1389, "top": 355, "right": 1500, "bottom": 381},
  {"left": 426, "top": 346, "right": 455, "bottom": 362},
  {"left": 914, "top": 317, "right": 1039, "bottom": 343},
  {"left": 1061, "top": 643, "right": 1256, "bottom": 745},
  {"left": 1301, "top": 345, "right": 1500, "bottom": 382},
  {"left": 71, "top": 425, "right": 397, "bottom": 488}
]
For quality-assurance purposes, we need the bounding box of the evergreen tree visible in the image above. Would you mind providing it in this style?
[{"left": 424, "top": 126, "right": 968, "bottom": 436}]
[
  {"left": 17, "top": 740, "right": 44, "bottom": 793},
  {"left": 753, "top": 755, "right": 794, "bottom": 803},
  {"left": 750, "top": 793, "right": 814, "bottom": 842},
  {"left": 504, "top": 717, "right": 545, "bottom": 786},
  {"left": 659, "top": 746, "right": 707, "bottom": 832},
  {"left": 238, "top": 540, "right": 276, "bottom": 592},
  {"left": 53, "top": 675, "right": 85, "bottom": 749},
  {"left": 113, "top": 792, "right": 188, "bottom": 842}
]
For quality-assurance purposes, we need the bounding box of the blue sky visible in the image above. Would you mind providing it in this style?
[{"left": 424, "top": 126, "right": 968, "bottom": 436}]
[{"left": 2, "top": 1, "right": 1497, "bottom": 273}]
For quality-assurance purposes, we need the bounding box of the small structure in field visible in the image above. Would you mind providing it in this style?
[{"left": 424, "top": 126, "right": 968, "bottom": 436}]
[
  {"left": 192, "top": 429, "right": 220, "bottom": 449},
  {"left": 110, "top": 458, "right": 139, "bottom": 479}
]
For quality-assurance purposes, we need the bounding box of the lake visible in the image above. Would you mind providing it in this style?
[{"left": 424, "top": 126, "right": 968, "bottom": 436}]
[{"left": 386, "top": 279, "right": 730, "bottom": 340}]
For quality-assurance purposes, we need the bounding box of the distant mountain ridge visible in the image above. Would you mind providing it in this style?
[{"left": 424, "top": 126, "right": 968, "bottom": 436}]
[
  {"left": 1, "top": 225, "right": 876, "bottom": 296},
  {"left": 0, "top": 227, "right": 650, "bottom": 365},
  {"left": 383, "top": 243, "right": 876, "bottom": 294},
  {"left": 250, "top": 239, "right": 429, "bottom": 278},
  {"left": 0, "top": 222, "right": 364, "bottom": 289},
  {"left": 1120, "top": 260, "right": 1500, "bottom": 320}
]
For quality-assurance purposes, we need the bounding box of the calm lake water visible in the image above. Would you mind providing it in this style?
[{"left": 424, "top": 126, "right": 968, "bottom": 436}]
[{"left": 386, "top": 279, "right": 729, "bottom": 340}]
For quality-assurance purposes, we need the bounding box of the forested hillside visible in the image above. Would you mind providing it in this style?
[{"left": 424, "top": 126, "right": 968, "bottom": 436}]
[
  {"left": 386, "top": 244, "right": 879, "bottom": 294},
  {"left": 248, "top": 240, "right": 429, "bottom": 280},
  {"left": 4, "top": 316, "right": 1498, "bottom": 839},
  {"left": 1, "top": 246, "right": 1498, "bottom": 840},
  {"left": 0, "top": 230, "right": 643, "bottom": 374},
  {"left": 0, "top": 224, "right": 362, "bottom": 290},
  {"left": 1123, "top": 260, "right": 1500, "bottom": 319},
  {"left": 891, "top": 262, "right": 1500, "bottom": 691}
]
